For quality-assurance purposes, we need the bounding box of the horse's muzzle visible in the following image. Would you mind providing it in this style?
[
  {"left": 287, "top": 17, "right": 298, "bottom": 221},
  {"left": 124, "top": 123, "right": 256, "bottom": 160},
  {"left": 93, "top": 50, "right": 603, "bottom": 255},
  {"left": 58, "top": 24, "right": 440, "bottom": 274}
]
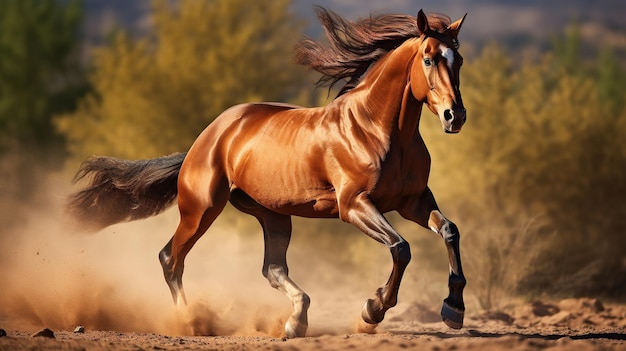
[{"left": 442, "top": 108, "right": 466, "bottom": 133}]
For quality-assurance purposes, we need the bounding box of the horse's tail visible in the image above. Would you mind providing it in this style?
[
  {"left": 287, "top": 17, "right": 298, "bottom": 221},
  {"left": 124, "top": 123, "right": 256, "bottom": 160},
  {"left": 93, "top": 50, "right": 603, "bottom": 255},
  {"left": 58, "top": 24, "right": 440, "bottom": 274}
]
[{"left": 66, "top": 152, "right": 187, "bottom": 232}]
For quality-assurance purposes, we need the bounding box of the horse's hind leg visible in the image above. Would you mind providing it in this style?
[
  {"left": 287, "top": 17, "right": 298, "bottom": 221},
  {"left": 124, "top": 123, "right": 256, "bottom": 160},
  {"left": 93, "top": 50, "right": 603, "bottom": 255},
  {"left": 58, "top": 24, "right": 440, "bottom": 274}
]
[
  {"left": 159, "top": 176, "right": 230, "bottom": 306},
  {"left": 262, "top": 215, "right": 310, "bottom": 338},
  {"left": 230, "top": 191, "right": 310, "bottom": 338}
]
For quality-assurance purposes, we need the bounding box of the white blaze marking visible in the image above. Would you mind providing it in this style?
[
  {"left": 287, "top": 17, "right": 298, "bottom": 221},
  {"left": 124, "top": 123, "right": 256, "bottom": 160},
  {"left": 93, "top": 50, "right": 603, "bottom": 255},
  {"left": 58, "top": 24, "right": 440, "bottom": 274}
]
[{"left": 440, "top": 44, "right": 454, "bottom": 70}]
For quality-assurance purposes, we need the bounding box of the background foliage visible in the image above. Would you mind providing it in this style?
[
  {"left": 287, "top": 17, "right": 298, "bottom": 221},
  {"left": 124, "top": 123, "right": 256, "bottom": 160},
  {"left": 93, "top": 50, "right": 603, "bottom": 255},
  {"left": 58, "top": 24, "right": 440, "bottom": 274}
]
[
  {"left": 56, "top": 0, "right": 307, "bottom": 160},
  {"left": 0, "top": 0, "right": 84, "bottom": 154},
  {"left": 1, "top": 0, "right": 624, "bottom": 309},
  {"left": 0, "top": 0, "right": 85, "bottom": 229}
]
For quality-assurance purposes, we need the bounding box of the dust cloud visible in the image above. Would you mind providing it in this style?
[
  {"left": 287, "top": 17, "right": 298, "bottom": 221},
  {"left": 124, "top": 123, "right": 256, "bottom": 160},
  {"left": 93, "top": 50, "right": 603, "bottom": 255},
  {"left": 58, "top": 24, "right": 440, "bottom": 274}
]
[{"left": 0, "top": 171, "right": 451, "bottom": 337}]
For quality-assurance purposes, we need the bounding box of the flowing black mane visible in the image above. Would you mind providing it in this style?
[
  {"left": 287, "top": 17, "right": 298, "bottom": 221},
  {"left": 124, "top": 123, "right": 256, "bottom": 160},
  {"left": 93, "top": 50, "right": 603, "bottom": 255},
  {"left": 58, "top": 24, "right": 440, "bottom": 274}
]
[{"left": 295, "top": 6, "right": 452, "bottom": 95}]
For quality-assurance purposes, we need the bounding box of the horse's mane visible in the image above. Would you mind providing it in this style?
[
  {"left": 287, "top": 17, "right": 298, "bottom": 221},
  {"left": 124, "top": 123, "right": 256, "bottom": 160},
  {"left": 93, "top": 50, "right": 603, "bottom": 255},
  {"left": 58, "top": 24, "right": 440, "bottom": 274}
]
[{"left": 295, "top": 6, "right": 451, "bottom": 96}]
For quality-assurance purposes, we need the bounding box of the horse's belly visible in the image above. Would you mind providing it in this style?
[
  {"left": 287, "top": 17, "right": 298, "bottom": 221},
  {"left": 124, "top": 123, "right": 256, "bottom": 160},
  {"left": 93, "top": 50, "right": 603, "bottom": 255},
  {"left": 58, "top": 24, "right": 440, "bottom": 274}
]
[
  {"left": 269, "top": 192, "right": 339, "bottom": 218},
  {"left": 236, "top": 181, "right": 339, "bottom": 218},
  {"left": 230, "top": 148, "right": 339, "bottom": 217}
]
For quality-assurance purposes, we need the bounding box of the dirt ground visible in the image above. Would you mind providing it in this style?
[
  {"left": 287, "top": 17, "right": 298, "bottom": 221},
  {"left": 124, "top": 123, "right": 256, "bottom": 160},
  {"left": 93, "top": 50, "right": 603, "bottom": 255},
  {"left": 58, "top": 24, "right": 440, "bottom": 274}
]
[{"left": 1, "top": 298, "right": 625, "bottom": 351}]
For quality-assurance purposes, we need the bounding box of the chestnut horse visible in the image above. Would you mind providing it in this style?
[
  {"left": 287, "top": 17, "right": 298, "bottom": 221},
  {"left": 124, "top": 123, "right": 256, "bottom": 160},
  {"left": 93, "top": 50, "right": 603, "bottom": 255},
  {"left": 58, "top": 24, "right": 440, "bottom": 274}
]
[{"left": 68, "top": 7, "right": 468, "bottom": 338}]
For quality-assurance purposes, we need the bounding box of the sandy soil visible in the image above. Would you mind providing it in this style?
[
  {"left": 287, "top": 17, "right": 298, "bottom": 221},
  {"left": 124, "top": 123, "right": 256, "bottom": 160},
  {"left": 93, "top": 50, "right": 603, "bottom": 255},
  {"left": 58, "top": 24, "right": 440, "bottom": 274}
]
[{"left": 2, "top": 298, "right": 625, "bottom": 351}]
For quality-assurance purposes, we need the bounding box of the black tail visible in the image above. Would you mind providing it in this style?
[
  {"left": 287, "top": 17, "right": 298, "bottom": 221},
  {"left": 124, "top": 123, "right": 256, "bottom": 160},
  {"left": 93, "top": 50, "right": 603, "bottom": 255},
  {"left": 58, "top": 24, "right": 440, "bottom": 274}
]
[{"left": 67, "top": 152, "right": 187, "bottom": 232}]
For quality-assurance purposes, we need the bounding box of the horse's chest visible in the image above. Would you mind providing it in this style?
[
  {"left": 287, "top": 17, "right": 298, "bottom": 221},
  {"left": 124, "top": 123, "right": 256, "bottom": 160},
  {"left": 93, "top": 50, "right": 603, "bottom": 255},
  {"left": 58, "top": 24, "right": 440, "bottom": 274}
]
[{"left": 371, "top": 143, "right": 431, "bottom": 210}]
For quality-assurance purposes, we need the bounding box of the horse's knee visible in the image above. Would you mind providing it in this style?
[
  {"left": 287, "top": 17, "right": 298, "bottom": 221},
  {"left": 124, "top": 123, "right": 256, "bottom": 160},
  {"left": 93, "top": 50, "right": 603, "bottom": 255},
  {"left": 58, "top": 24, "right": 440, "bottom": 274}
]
[
  {"left": 428, "top": 210, "right": 460, "bottom": 240},
  {"left": 438, "top": 218, "right": 460, "bottom": 243},
  {"left": 446, "top": 221, "right": 460, "bottom": 238},
  {"left": 390, "top": 240, "right": 411, "bottom": 266}
]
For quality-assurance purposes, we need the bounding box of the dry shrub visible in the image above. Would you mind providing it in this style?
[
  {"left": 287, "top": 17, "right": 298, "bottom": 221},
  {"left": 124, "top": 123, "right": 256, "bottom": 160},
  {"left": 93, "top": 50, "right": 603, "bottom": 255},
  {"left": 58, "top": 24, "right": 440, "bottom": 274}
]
[{"left": 463, "top": 215, "right": 552, "bottom": 310}]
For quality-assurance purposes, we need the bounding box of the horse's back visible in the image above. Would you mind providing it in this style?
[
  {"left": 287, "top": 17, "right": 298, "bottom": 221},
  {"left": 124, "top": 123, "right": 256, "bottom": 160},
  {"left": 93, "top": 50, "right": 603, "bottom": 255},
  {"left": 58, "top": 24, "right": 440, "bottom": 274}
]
[{"left": 184, "top": 102, "right": 301, "bottom": 161}]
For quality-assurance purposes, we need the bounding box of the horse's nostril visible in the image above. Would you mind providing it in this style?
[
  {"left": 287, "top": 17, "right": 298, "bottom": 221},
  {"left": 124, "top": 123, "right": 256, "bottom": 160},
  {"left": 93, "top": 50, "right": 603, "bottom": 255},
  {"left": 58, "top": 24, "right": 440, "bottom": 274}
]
[{"left": 444, "top": 109, "right": 453, "bottom": 122}]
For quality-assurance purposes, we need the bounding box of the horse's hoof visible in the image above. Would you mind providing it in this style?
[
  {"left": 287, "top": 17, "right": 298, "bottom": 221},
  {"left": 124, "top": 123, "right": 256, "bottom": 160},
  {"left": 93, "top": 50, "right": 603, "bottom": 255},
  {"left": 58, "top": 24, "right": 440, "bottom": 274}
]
[
  {"left": 441, "top": 301, "right": 464, "bottom": 329},
  {"left": 361, "top": 299, "right": 384, "bottom": 325},
  {"left": 284, "top": 319, "right": 307, "bottom": 338}
]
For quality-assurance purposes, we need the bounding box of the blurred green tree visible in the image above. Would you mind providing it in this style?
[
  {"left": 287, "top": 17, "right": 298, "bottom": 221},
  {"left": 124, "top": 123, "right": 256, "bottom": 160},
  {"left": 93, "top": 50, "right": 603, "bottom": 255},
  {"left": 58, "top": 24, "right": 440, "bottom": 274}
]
[
  {"left": 0, "top": 0, "right": 84, "bottom": 154},
  {"left": 597, "top": 47, "right": 625, "bottom": 115},
  {"left": 56, "top": 0, "right": 308, "bottom": 160},
  {"left": 553, "top": 21, "right": 582, "bottom": 75},
  {"left": 0, "top": 0, "right": 85, "bottom": 233}
]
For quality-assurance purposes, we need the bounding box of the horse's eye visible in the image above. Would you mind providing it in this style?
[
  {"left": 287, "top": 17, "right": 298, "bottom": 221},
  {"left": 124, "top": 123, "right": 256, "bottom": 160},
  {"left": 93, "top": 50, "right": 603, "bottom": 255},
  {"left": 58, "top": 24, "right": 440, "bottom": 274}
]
[{"left": 424, "top": 58, "right": 432, "bottom": 67}]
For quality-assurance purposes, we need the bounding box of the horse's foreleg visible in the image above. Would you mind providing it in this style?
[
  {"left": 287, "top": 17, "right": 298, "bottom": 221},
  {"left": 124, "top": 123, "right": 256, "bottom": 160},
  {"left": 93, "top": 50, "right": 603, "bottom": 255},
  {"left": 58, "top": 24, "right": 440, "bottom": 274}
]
[
  {"left": 428, "top": 210, "right": 466, "bottom": 329},
  {"left": 341, "top": 193, "right": 411, "bottom": 327},
  {"left": 399, "top": 187, "right": 466, "bottom": 329},
  {"left": 360, "top": 240, "right": 411, "bottom": 326}
]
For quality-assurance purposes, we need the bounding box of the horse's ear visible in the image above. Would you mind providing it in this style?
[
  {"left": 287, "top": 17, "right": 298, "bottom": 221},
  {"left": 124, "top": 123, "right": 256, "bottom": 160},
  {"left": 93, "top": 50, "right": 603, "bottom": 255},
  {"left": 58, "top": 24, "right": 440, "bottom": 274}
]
[
  {"left": 416, "top": 9, "right": 430, "bottom": 35},
  {"left": 444, "top": 13, "right": 467, "bottom": 39}
]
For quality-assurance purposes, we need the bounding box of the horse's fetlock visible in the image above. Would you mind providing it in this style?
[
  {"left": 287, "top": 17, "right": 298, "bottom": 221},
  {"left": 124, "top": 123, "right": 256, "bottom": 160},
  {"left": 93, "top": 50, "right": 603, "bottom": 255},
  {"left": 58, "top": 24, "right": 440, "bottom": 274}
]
[
  {"left": 384, "top": 296, "right": 398, "bottom": 309},
  {"left": 299, "top": 292, "right": 311, "bottom": 309},
  {"left": 449, "top": 274, "right": 466, "bottom": 290},
  {"left": 266, "top": 264, "right": 287, "bottom": 289}
]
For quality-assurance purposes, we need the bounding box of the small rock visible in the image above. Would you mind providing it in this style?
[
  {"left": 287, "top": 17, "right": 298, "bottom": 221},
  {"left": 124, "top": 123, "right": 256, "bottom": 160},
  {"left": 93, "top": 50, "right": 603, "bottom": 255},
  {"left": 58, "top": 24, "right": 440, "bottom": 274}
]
[
  {"left": 31, "top": 328, "right": 55, "bottom": 338},
  {"left": 0, "top": 329, "right": 6, "bottom": 337},
  {"left": 559, "top": 298, "right": 605, "bottom": 313},
  {"left": 531, "top": 301, "right": 559, "bottom": 317},
  {"left": 475, "top": 310, "right": 515, "bottom": 325},
  {"left": 542, "top": 311, "right": 571, "bottom": 326},
  {"left": 73, "top": 325, "right": 85, "bottom": 333}
]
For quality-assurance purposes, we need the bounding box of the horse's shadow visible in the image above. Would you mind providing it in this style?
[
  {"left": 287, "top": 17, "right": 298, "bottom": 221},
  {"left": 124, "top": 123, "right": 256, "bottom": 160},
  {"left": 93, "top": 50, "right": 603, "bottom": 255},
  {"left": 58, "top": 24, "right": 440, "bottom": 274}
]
[
  {"left": 389, "top": 328, "right": 626, "bottom": 342},
  {"left": 468, "top": 329, "right": 626, "bottom": 341}
]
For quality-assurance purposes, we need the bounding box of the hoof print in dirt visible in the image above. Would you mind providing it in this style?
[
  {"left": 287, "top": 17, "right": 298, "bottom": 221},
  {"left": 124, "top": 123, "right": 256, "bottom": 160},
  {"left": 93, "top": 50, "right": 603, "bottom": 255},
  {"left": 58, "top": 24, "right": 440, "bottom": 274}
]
[
  {"left": 74, "top": 326, "right": 85, "bottom": 333},
  {"left": 31, "top": 328, "right": 55, "bottom": 338}
]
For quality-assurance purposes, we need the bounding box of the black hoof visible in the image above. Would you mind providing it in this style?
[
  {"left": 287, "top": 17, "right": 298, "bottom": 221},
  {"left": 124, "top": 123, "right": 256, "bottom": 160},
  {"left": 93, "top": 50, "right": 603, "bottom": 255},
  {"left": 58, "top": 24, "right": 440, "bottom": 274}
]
[
  {"left": 361, "top": 299, "right": 385, "bottom": 325},
  {"left": 441, "top": 301, "right": 464, "bottom": 329}
]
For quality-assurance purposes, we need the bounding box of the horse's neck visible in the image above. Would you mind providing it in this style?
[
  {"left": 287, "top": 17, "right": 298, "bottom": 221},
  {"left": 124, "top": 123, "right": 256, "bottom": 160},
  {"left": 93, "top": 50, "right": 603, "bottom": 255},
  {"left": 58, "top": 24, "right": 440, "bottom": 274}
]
[{"left": 350, "top": 45, "right": 424, "bottom": 147}]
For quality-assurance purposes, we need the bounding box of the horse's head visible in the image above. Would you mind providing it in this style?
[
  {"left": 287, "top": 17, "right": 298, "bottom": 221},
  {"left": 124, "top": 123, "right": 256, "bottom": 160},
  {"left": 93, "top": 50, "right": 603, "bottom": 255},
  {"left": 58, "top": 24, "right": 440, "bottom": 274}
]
[{"left": 410, "top": 10, "right": 467, "bottom": 134}]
